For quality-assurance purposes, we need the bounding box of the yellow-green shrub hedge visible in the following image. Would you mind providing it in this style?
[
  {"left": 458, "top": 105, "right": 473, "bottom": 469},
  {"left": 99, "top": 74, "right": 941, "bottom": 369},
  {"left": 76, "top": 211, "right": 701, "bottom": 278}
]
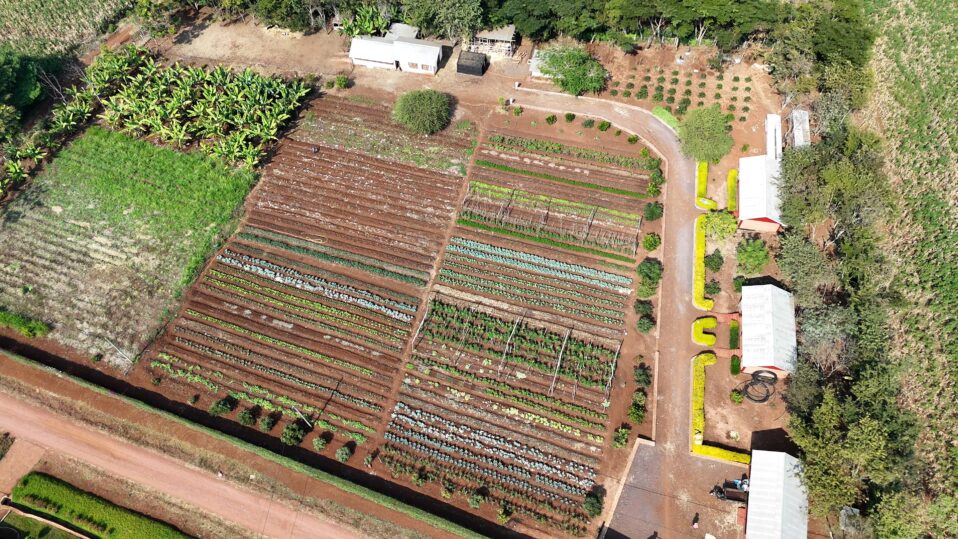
[
  {"left": 695, "top": 161, "right": 717, "bottom": 210},
  {"left": 692, "top": 444, "right": 751, "bottom": 464},
  {"left": 693, "top": 215, "right": 715, "bottom": 310},
  {"left": 692, "top": 316, "right": 718, "bottom": 346},
  {"left": 727, "top": 169, "right": 738, "bottom": 212},
  {"left": 690, "top": 352, "right": 751, "bottom": 465},
  {"left": 691, "top": 352, "right": 715, "bottom": 437}
]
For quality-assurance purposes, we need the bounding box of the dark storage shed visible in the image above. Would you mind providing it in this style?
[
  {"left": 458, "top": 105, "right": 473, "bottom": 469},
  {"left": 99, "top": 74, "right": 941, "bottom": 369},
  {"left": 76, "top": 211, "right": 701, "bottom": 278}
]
[{"left": 457, "top": 51, "right": 487, "bottom": 76}]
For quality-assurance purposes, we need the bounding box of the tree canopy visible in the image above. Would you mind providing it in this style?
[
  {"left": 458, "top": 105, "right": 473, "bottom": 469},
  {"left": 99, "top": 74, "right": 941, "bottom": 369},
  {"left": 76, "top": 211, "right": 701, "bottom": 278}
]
[
  {"left": 392, "top": 89, "right": 452, "bottom": 135},
  {"left": 677, "top": 105, "right": 734, "bottom": 163},
  {"left": 538, "top": 46, "right": 607, "bottom": 96},
  {"left": 402, "top": 0, "right": 482, "bottom": 39}
]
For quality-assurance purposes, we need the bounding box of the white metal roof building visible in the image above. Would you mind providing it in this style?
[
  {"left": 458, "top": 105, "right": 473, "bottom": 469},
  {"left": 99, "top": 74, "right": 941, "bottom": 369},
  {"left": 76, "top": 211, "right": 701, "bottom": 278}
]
[
  {"left": 348, "top": 25, "right": 442, "bottom": 74},
  {"left": 393, "top": 37, "right": 442, "bottom": 74},
  {"left": 766, "top": 114, "right": 782, "bottom": 160},
  {"left": 746, "top": 450, "right": 809, "bottom": 539},
  {"left": 739, "top": 114, "right": 785, "bottom": 232},
  {"left": 740, "top": 284, "right": 797, "bottom": 374},
  {"left": 529, "top": 48, "right": 551, "bottom": 78},
  {"left": 738, "top": 154, "right": 783, "bottom": 231},
  {"left": 791, "top": 109, "right": 810, "bottom": 147},
  {"left": 349, "top": 36, "right": 397, "bottom": 69}
]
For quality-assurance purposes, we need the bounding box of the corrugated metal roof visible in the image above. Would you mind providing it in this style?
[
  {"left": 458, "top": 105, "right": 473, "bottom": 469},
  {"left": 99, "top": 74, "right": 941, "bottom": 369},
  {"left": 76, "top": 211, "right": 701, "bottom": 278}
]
[
  {"left": 791, "top": 109, "right": 810, "bottom": 147},
  {"left": 385, "top": 23, "right": 418, "bottom": 40},
  {"left": 394, "top": 37, "right": 442, "bottom": 66},
  {"left": 348, "top": 36, "right": 396, "bottom": 63},
  {"left": 476, "top": 25, "right": 516, "bottom": 41},
  {"left": 747, "top": 450, "right": 808, "bottom": 539},
  {"left": 766, "top": 114, "right": 782, "bottom": 160},
  {"left": 740, "top": 284, "right": 796, "bottom": 372},
  {"left": 738, "top": 154, "right": 782, "bottom": 224}
]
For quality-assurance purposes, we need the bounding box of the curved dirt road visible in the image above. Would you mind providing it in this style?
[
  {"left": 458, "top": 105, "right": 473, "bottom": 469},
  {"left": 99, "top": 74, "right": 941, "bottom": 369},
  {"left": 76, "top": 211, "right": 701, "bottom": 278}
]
[
  {"left": 0, "top": 391, "right": 361, "bottom": 539},
  {"left": 516, "top": 89, "right": 747, "bottom": 538}
]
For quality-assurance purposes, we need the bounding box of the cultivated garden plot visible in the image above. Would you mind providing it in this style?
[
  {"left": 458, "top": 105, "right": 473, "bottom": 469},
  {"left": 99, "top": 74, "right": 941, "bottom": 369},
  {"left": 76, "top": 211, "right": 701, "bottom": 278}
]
[
  {"left": 296, "top": 95, "right": 476, "bottom": 175},
  {"left": 392, "top": 295, "right": 619, "bottom": 536},
  {"left": 242, "top": 137, "right": 464, "bottom": 288},
  {"left": 0, "top": 0, "right": 128, "bottom": 54},
  {"left": 143, "top": 109, "right": 469, "bottom": 461},
  {"left": 374, "top": 128, "right": 658, "bottom": 536},
  {"left": 0, "top": 127, "right": 254, "bottom": 364}
]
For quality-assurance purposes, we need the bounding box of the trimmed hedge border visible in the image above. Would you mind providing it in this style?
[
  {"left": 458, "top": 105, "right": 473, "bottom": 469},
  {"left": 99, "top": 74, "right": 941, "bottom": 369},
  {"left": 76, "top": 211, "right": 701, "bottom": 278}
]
[
  {"left": 726, "top": 169, "right": 738, "bottom": 212},
  {"left": 694, "top": 161, "right": 717, "bottom": 210},
  {"left": 692, "top": 316, "right": 718, "bottom": 346},
  {"left": 651, "top": 106, "right": 680, "bottom": 131},
  {"left": 0, "top": 350, "right": 485, "bottom": 539},
  {"left": 692, "top": 215, "right": 715, "bottom": 311},
  {"left": 690, "top": 353, "right": 750, "bottom": 465}
]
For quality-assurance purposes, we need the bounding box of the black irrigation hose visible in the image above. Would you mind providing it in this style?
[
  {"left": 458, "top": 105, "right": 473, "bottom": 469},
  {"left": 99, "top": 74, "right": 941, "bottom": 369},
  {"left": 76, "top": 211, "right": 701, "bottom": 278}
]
[{"left": 737, "top": 370, "right": 779, "bottom": 404}]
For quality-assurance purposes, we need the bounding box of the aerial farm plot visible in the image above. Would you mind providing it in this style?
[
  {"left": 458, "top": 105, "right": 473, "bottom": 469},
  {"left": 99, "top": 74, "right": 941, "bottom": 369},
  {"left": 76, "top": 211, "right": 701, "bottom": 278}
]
[
  {"left": 0, "top": 127, "right": 253, "bottom": 363},
  {"left": 143, "top": 97, "right": 467, "bottom": 453},
  {"left": 382, "top": 129, "right": 662, "bottom": 535},
  {"left": 137, "top": 103, "right": 657, "bottom": 537}
]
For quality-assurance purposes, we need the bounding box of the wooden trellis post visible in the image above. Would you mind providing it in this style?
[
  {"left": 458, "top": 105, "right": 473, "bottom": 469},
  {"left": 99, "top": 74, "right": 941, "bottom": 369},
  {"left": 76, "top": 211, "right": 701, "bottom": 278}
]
[
  {"left": 497, "top": 316, "right": 523, "bottom": 377},
  {"left": 549, "top": 329, "right": 572, "bottom": 395},
  {"left": 410, "top": 298, "right": 433, "bottom": 349},
  {"left": 605, "top": 342, "right": 622, "bottom": 398}
]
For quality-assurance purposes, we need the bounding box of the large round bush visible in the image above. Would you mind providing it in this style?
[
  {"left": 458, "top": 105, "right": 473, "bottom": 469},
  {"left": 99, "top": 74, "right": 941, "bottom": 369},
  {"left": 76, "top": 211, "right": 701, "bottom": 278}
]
[{"left": 392, "top": 89, "right": 451, "bottom": 135}]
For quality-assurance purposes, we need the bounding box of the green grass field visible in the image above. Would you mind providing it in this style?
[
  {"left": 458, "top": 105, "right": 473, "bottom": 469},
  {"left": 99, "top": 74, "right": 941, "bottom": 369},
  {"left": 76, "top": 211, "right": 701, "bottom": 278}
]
[
  {"left": 0, "top": 512, "right": 76, "bottom": 539},
  {"left": 11, "top": 473, "right": 189, "bottom": 539},
  {"left": 0, "top": 126, "right": 254, "bottom": 363}
]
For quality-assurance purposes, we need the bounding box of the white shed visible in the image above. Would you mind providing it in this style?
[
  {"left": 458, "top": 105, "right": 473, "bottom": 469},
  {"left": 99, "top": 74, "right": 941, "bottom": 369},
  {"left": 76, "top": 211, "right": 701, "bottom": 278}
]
[
  {"left": 349, "top": 36, "right": 398, "bottom": 70},
  {"left": 529, "top": 49, "right": 550, "bottom": 79},
  {"left": 791, "top": 109, "right": 810, "bottom": 148},
  {"left": 746, "top": 450, "right": 809, "bottom": 539},
  {"left": 766, "top": 114, "right": 782, "bottom": 160},
  {"left": 348, "top": 25, "right": 442, "bottom": 75},
  {"left": 740, "top": 284, "right": 797, "bottom": 374},
  {"left": 739, "top": 113, "right": 785, "bottom": 232},
  {"left": 394, "top": 37, "right": 442, "bottom": 74},
  {"left": 738, "top": 154, "right": 783, "bottom": 232}
]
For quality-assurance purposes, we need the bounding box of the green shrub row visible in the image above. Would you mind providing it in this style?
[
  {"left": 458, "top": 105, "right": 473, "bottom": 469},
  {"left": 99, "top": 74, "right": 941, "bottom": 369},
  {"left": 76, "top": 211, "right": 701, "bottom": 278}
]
[{"left": 0, "top": 308, "right": 50, "bottom": 338}]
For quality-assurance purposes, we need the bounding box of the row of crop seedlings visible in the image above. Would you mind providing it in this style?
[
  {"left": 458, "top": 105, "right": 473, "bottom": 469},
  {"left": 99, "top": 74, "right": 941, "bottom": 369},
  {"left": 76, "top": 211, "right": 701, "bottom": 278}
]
[
  {"left": 383, "top": 399, "right": 595, "bottom": 535},
  {"left": 192, "top": 244, "right": 414, "bottom": 375},
  {"left": 461, "top": 181, "right": 642, "bottom": 257},
  {"left": 236, "top": 225, "right": 431, "bottom": 288},
  {"left": 480, "top": 133, "right": 665, "bottom": 198},
  {"left": 416, "top": 298, "right": 617, "bottom": 424},
  {"left": 150, "top": 336, "right": 378, "bottom": 445},
  {"left": 438, "top": 236, "right": 632, "bottom": 328},
  {"left": 205, "top": 246, "right": 415, "bottom": 354}
]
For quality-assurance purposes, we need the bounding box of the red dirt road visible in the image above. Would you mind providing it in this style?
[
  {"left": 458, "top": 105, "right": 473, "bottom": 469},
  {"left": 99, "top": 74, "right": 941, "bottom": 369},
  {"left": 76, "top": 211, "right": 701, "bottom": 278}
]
[
  {"left": 0, "top": 392, "right": 362, "bottom": 539},
  {"left": 514, "top": 89, "right": 749, "bottom": 538}
]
